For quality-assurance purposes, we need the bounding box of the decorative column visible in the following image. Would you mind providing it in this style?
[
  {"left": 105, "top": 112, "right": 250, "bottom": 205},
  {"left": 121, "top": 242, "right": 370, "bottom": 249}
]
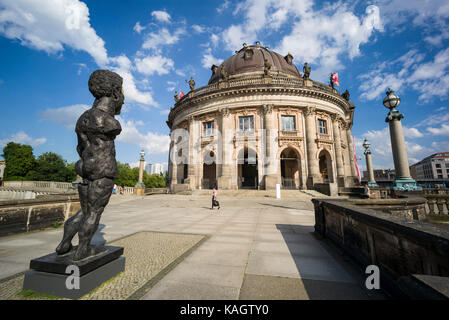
[
  {"left": 217, "top": 107, "right": 233, "bottom": 189},
  {"left": 170, "top": 142, "right": 178, "bottom": 189},
  {"left": 362, "top": 139, "right": 378, "bottom": 187},
  {"left": 331, "top": 114, "right": 345, "bottom": 187},
  {"left": 263, "top": 104, "right": 279, "bottom": 190},
  {"left": 184, "top": 116, "right": 198, "bottom": 190},
  {"left": 134, "top": 149, "right": 145, "bottom": 195},
  {"left": 304, "top": 106, "right": 321, "bottom": 188},
  {"left": 345, "top": 123, "right": 359, "bottom": 184},
  {"left": 383, "top": 88, "right": 421, "bottom": 191}
]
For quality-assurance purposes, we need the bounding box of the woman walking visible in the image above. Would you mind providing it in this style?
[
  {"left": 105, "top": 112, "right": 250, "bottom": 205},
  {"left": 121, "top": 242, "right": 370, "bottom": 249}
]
[{"left": 211, "top": 186, "right": 220, "bottom": 210}]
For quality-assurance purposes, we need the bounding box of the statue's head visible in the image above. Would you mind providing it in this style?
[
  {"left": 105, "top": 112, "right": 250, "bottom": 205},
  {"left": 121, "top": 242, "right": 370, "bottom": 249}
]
[{"left": 88, "top": 70, "right": 124, "bottom": 115}]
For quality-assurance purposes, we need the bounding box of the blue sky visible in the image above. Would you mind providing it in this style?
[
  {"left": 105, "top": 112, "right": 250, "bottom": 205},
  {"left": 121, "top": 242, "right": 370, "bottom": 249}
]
[{"left": 0, "top": 0, "right": 448, "bottom": 172}]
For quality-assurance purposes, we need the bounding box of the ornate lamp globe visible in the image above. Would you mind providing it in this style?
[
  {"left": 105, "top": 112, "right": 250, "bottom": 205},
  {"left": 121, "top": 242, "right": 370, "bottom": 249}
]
[
  {"left": 362, "top": 139, "right": 371, "bottom": 150},
  {"left": 383, "top": 88, "right": 401, "bottom": 109},
  {"left": 140, "top": 149, "right": 145, "bottom": 160}
]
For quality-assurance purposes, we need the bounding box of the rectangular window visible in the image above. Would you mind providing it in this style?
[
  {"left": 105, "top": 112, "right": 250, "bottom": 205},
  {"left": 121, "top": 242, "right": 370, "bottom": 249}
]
[
  {"left": 281, "top": 116, "right": 296, "bottom": 131},
  {"left": 438, "top": 175, "right": 443, "bottom": 179},
  {"left": 203, "top": 121, "right": 214, "bottom": 136},
  {"left": 318, "top": 119, "right": 327, "bottom": 134},
  {"left": 446, "top": 163, "right": 449, "bottom": 168},
  {"left": 239, "top": 116, "right": 254, "bottom": 132},
  {"left": 436, "top": 164, "right": 441, "bottom": 168}
]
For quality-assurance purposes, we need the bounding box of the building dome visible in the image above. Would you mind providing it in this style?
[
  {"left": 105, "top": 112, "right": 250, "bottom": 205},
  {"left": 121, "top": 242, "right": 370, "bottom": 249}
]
[{"left": 208, "top": 44, "right": 301, "bottom": 84}]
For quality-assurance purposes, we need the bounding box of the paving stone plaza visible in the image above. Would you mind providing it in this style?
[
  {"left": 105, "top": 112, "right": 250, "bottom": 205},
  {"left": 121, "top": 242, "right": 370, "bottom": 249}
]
[{"left": 0, "top": 192, "right": 385, "bottom": 300}]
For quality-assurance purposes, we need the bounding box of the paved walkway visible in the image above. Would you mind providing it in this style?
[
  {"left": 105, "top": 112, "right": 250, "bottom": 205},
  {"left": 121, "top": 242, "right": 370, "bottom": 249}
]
[{"left": 0, "top": 192, "right": 385, "bottom": 299}]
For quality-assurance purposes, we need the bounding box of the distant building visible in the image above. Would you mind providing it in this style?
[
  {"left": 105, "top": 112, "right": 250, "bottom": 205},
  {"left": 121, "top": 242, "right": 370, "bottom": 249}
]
[
  {"left": 362, "top": 169, "right": 395, "bottom": 182},
  {"left": 410, "top": 152, "right": 449, "bottom": 180},
  {"left": 145, "top": 163, "right": 164, "bottom": 175}
]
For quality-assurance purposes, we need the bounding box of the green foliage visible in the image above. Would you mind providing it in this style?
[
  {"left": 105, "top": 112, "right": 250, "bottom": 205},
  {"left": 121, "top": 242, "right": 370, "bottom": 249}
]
[
  {"left": 1, "top": 142, "right": 77, "bottom": 182},
  {"left": 25, "top": 152, "right": 76, "bottom": 182},
  {"left": 1, "top": 142, "right": 36, "bottom": 179},
  {"left": 114, "top": 162, "right": 166, "bottom": 188}
]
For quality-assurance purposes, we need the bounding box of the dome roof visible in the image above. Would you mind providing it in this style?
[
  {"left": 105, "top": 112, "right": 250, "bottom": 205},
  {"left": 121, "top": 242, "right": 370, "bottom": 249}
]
[{"left": 208, "top": 44, "right": 301, "bottom": 84}]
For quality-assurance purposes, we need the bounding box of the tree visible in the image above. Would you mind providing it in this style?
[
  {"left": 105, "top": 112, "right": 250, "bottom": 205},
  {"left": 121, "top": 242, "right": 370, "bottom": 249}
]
[
  {"left": 26, "top": 152, "right": 76, "bottom": 182},
  {"left": 114, "top": 162, "right": 166, "bottom": 188},
  {"left": 1, "top": 142, "right": 36, "bottom": 180}
]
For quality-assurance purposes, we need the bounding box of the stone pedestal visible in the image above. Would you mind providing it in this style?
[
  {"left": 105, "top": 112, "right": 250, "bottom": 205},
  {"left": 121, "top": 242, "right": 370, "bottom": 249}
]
[
  {"left": 134, "top": 186, "right": 145, "bottom": 195},
  {"left": 23, "top": 246, "right": 125, "bottom": 299},
  {"left": 265, "top": 174, "right": 280, "bottom": 190}
]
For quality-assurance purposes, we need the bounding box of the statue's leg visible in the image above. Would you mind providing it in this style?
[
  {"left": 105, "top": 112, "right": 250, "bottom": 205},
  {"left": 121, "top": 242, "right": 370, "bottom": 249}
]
[
  {"left": 55, "top": 183, "right": 88, "bottom": 255},
  {"left": 73, "top": 178, "right": 114, "bottom": 261}
]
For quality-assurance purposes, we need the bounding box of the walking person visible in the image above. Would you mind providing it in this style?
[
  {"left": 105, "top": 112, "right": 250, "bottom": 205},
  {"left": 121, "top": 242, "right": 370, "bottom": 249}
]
[{"left": 211, "top": 185, "right": 220, "bottom": 210}]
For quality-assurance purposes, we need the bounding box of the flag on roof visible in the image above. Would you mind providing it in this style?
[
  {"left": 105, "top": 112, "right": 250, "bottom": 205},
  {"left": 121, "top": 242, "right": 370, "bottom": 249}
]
[
  {"left": 179, "top": 90, "right": 185, "bottom": 99},
  {"left": 331, "top": 73, "right": 340, "bottom": 86}
]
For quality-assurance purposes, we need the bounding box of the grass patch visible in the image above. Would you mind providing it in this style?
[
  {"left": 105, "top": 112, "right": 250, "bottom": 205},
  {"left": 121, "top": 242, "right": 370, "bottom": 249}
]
[
  {"left": 18, "top": 290, "right": 61, "bottom": 300},
  {"left": 51, "top": 221, "right": 63, "bottom": 228}
]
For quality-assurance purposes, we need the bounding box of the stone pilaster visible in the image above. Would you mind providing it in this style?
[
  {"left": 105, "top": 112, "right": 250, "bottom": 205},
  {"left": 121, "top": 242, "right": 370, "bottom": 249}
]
[
  {"left": 304, "top": 106, "right": 321, "bottom": 188},
  {"left": 263, "top": 104, "right": 279, "bottom": 190},
  {"left": 345, "top": 124, "right": 359, "bottom": 185},
  {"left": 331, "top": 114, "right": 345, "bottom": 187},
  {"left": 170, "top": 142, "right": 178, "bottom": 188},
  {"left": 217, "top": 107, "right": 233, "bottom": 189},
  {"left": 184, "top": 116, "right": 198, "bottom": 190}
]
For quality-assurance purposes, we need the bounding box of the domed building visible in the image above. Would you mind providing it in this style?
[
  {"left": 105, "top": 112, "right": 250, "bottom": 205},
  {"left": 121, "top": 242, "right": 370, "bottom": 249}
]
[{"left": 166, "top": 43, "right": 359, "bottom": 193}]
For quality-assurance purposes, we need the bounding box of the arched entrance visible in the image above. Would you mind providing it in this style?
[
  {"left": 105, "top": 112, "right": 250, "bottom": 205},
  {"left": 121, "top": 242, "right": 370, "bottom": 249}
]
[
  {"left": 280, "top": 148, "right": 300, "bottom": 189},
  {"left": 202, "top": 150, "right": 216, "bottom": 189},
  {"left": 238, "top": 148, "right": 258, "bottom": 189},
  {"left": 318, "top": 149, "right": 334, "bottom": 183}
]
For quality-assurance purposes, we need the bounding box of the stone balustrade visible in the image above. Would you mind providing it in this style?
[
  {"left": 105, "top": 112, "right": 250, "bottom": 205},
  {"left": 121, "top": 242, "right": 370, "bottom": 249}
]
[
  {"left": 424, "top": 194, "right": 449, "bottom": 215},
  {"left": 2, "top": 180, "right": 73, "bottom": 191},
  {"left": 312, "top": 198, "right": 449, "bottom": 298}
]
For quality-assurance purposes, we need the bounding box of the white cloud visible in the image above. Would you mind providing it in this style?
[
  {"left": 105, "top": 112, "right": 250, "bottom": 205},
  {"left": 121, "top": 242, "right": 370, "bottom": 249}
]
[
  {"left": 201, "top": 47, "right": 224, "bottom": 69},
  {"left": 427, "top": 124, "right": 449, "bottom": 136},
  {"left": 135, "top": 55, "right": 174, "bottom": 76},
  {"left": 403, "top": 127, "right": 424, "bottom": 138},
  {"left": 142, "top": 27, "right": 185, "bottom": 51},
  {"left": 109, "top": 55, "right": 158, "bottom": 107},
  {"left": 359, "top": 48, "right": 449, "bottom": 101},
  {"left": 40, "top": 104, "right": 89, "bottom": 129},
  {"left": 192, "top": 25, "right": 205, "bottom": 33},
  {"left": 217, "top": 0, "right": 230, "bottom": 14},
  {"left": 116, "top": 117, "right": 170, "bottom": 155},
  {"left": 133, "top": 21, "right": 146, "bottom": 34},
  {"left": 220, "top": 1, "right": 382, "bottom": 81},
  {"left": 0, "top": 0, "right": 108, "bottom": 66},
  {"left": 166, "top": 81, "right": 176, "bottom": 92},
  {"left": 0, "top": 131, "right": 47, "bottom": 148},
  {"left": 151, "top": 10, "right": 171, "bottom": 23}
]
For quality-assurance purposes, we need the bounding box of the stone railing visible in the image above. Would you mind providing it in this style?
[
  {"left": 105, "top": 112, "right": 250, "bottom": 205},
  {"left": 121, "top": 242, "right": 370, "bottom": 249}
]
[
  {"left": 2, "top": 180, "right": 73, "bottom": 191},
  {"left": 0, "top": 189, "right": 52, "bottom": 201},
  {"left": 424, "top": 194, "right": 449, "bottom": 215},
  {"left": 0, "top": 194, "right": 80, "bottom": 237},
  {"left": 313, "top": 198, "right": 449, "bottom": 298}
]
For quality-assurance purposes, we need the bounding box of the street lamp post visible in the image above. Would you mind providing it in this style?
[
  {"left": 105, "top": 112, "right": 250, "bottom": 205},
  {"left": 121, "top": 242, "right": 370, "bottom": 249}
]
[
  {"left": 134, "top": 149, "right": 146, "bottom": 195},
  {"left": 362, "top": 139, "right": 378, "bottom": 187},
  {"left": 383, "top": 88, "right": 421, "bottom": 191}
]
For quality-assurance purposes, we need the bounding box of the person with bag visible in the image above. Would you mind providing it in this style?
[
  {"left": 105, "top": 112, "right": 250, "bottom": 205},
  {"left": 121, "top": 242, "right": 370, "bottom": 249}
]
[{"left": 211, "top": 185, "right": 220, "bottom": 210}]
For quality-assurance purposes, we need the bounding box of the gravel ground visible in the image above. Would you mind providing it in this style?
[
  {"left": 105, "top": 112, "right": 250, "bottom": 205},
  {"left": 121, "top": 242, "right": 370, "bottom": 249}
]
[{"left": 2, "top": 231, "right": 205, "bottom": 300}]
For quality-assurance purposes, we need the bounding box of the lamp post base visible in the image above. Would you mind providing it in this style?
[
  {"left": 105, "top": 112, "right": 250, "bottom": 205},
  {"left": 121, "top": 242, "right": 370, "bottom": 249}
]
[{"left": 392, "top": 178, "right": 422, "bottom": 191}]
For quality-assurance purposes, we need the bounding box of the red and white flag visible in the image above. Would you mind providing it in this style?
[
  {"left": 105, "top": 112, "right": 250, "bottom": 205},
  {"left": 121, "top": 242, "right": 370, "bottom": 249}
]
[
  {"left": 331, "top": 73, "right": 340, "bottom": 86},
  {"left": 179, "top": 90, "right": 185, "bottom": 99}
]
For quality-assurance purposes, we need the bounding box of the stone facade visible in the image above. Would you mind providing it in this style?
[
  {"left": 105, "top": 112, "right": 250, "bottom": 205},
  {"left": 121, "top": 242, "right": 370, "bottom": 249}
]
[{"left": 167, "top": 45, "right": 357, "bottom": 191}]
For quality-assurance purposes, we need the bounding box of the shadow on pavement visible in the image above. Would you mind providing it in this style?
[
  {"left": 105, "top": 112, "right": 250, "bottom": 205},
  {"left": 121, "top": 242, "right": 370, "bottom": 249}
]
[{"left": 276, "top": 224, "right": 387, "bottom": 300}]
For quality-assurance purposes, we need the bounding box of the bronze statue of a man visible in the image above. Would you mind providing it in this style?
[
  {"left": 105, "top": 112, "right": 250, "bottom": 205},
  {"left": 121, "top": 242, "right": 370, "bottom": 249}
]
[
  {"left": 56, "top": 70, "right": 124, "bottom": 261},
  {"left": 186, "top": 77, "right": 195, "bottom": 91},
  {"left": 303, "top": 62, "right": 311, "bottom": 80}
]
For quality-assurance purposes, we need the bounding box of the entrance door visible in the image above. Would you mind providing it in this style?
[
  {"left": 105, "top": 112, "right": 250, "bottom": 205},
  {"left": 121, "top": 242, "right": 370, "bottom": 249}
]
[
  {"left": 202, "top": 151, "right": 216, "bottom": 189},
  {"left": 238, "top": 148, "right": 258, "bottom": 189},
  {"left": 280, "top": 148, "right": 299, "bottom": 189}
]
